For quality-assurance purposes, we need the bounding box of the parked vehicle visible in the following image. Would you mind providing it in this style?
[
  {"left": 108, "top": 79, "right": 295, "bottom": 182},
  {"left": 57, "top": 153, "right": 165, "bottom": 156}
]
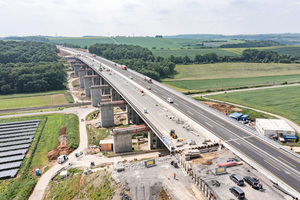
[
  {"left": 57, "top": 155, "right": 68, "bottom": 164},
  {"left": 243, "top": 176, "right": 259, "bottom": 189},
  {"left": 230, "top": 174, "right": 244, "bottom": 186},
  {"left": 75, "top": 151, "right": 83, "bottom": 157},
  {"left": 167, "top": 98, "right": 173, "bottom": 103},
  {"left": 229, "top": 186, "right": 245, "bottom": 199}
]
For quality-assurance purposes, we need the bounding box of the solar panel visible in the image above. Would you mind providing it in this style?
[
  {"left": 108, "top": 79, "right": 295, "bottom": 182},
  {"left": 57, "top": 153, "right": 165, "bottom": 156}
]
[
  {"left": 0, "top": 149, "right": 27, "bottom": 158},
  {"left": 0, "top": 132, "right": 35, "bottom": 139},
  {"left": 0, "top": 122, "right": 39, "bottom": 129},
  {"left": 1, "top": 139, "right": 32, "bottom": 148},
  {"left": 0, "top": 144, "right": 30, "bottom": 153},
  {"left": 0, "top": 161, "right": 22, "bottom": 171},
  {"left": 0, "top": 129, "right": 37, "bottom": 135},
  {"left": 0, "top": 120, "right": 40, "bottom": 127},
  {"left": 0, "top": 135, "right": 33, "bottom": 143},
  {"left": 0, "top": 169, "right": 19, "bottom": 179},
  {"left": 0, "top": 155, "right": 25, "bottom": 164},
  {"left": 0, "top": 125, "right": 39, "bottom": 132}
]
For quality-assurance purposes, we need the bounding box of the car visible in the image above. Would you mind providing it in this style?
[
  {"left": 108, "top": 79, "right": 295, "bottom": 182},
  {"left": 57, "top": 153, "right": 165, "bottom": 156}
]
[
  {"left": 243, "top": 176, "right": 259, "bottom": 189},
  {"left": 57, "top": 155, "right": 68, "bottom": 164},
  {"left": 129, "top": 76, "right": 133, "bottom": 79},
  {"left": 229, "top": 186, "right": 245, "bottom": 199},
  {"left": 75, "top": 151, "right": 83, "bottom": 157},
  {"left": 81, "top": 118, "right": 84, "bottom": 122},
  {"left": 167, "top": 98, "right": 173, "bottom": 103},
  {"left": 146, "top": 86, "right": 151, "bottom": 90},
  {"left": 229, "top": 174, "right": 244, "bottom": 186}
]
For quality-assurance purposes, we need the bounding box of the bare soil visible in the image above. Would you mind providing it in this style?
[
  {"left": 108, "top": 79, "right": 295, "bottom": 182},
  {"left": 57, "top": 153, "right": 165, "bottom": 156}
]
[
  {"left": 157, "top": 187, "right": 173, "bottom": 200},
  {"left": 47, "top": 127, "right": 74, "bottom": 160},
  {"left": 202, "top": 101, "right": 242, "bottom": 115},
  {"left": 190, "top": 152, "right": 218, "bottom": 166},
  {"left": 58, "top": 50, "right": 71, "bottom": 57}
]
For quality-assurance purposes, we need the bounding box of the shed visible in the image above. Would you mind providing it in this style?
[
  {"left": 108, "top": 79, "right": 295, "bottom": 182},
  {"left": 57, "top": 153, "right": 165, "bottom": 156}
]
[
  {"left": 229, "top": 112, "right": 243, "bottom": 120},
  {"left": 99, "top": 140, "right": 113, "bottom": 151},
  {"left": 255, "top": 119, "right": 295, "bottom": 138},
  {"left": 241, "top": 115, "right": 249, "bottom": 121}
]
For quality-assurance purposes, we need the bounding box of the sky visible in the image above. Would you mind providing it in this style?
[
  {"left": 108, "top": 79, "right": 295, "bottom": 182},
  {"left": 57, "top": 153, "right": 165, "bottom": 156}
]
[{"left": 0, "top": 0, "right": 299, "bottom": 37}]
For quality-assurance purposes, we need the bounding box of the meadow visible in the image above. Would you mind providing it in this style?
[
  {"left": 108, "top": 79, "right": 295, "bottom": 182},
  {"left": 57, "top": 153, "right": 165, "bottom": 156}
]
[
  {"left": 0, "top": 90, "right": 69, "bottom": 110},
  {"left": 208, "top": 85, "right": 300, "bottom": 126},
  {"left": 162, "top": 63, "right": 300, "bottom": 91},
  {"left": 151, "top": 48, "right": 238, "bottom": 58}
]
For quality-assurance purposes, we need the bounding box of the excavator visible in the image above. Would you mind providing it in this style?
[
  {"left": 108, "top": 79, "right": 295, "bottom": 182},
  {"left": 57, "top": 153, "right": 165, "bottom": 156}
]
[{"left": 169, "top": 129, "right": 177, "bottom": 139}]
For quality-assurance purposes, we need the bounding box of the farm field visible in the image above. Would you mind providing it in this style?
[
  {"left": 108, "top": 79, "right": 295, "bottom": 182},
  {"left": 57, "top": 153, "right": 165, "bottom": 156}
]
[
  {"left": 163, "top": 75, "right": 300, "bottom": 91},
  {"left": 49, "top": 37, "right": 115, "bottom": 47},
  {"left": 152, "top": 48, "right": 238, "bottom": 58},
  {"left": 164, "top": 63, "right": 300, "bottom": 81},
  {"left": 221, "top": 45, "right": 300, "bottom": 56},
  {"left": 0, "top": 90, "right": 69, "bottom": 110},
  {"left": 208, "top": 85, "right": 300, "bottom": 126}
]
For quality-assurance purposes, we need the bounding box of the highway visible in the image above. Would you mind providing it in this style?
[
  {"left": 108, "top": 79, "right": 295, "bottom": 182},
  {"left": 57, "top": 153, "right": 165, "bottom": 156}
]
[{"left": 61, "top": 47, "right": 300, "bottom": 197}]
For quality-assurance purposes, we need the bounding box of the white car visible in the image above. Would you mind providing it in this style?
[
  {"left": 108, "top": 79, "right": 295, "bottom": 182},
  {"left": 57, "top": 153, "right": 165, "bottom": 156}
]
[{"left": 167, "top": 98, "right": 173, "bottom": 103}]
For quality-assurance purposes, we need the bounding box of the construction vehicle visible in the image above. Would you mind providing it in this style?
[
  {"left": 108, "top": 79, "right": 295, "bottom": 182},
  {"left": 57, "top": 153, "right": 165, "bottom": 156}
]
[{"left": 170, "top": 129, "right": 177, "bottom": 139}]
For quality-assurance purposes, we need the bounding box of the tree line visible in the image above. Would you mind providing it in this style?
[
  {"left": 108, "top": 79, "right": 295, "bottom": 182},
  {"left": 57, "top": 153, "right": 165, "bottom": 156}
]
[
  {"left": 88, "top": 43, "right": 175, "bottom": 80},
  {"left": 168, "top": 49, "right": 297, "bottom": 64},
  {"left": 220, "top": 40, "right": 284, "bottom": 48},
  {"left": 0, "top": 41, "right": 66, "bottom": 94}
]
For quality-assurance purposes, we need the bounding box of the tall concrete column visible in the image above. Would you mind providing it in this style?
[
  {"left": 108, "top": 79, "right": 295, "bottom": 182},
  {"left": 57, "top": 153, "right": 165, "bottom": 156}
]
[
  {"left": 84, "top": 76, "right": 93, "bottom": 97},
  {"left": 112, "top": 89, "right": 122, "bottom": 101},
  {"left": 74, "top": 65, "right": 80, "bottom": 77},
  {"left": 78, "top": 69, "right": 85, "bottom": 88},
  {"left": 91, "top": 86, "right": 102, "bottom": 107},
  {"left": 100, "top": 104, "right": 114, "bottom": 127}
]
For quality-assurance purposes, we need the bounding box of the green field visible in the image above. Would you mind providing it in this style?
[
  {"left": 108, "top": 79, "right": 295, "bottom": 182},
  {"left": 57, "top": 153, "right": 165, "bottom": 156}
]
[
  {"left": 152, "top": 48, "right": 238, "bottom": 58},
  {"left": 221, "top": 45, "right": 300, "bottom": 56},
  {"left": 0, "top": 90, "right": 70, "bottom": 110},
  {"left": 164, "top": 75, "right": 300, "bottom": 91},
  {"left": 31, "top": 114, "right": 79, "bottom": 167},
  {"left": 208, "top": 85, "right": 300, "bottom": 126},
  {"left": 162, "top": 63, "right": 300, "bottom": 91},
  {"left": 164, "top": 63, "right": 300, "bottom": 81}
]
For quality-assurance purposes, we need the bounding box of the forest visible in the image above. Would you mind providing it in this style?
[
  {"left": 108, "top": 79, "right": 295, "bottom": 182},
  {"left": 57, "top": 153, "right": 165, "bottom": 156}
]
[
  {"left": 0, "top": 41, "right": 66, "bottom": 94},
  {"left": 89, "top": 43, "right": 175, "bottom": 80}
]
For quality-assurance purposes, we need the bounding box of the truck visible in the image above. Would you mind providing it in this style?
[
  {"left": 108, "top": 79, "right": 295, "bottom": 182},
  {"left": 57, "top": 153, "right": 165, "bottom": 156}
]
[
  {"left": 121, "top": 65, "right": 127, "bottom": 70},
  {"left": 144, "top": 77, "right": 152, "bottom": 83}
]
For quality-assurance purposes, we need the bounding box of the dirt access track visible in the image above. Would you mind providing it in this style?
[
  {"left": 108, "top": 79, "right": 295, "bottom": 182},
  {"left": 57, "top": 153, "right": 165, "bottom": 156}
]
[{"left": 47, "top": 127, "right": 74, "bottom": 161}]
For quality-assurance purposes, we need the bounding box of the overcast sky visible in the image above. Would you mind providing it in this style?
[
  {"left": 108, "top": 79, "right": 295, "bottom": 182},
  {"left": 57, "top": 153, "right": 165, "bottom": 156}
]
[{"left": 0, "top": 0, "right": 299, "bottom": 37}]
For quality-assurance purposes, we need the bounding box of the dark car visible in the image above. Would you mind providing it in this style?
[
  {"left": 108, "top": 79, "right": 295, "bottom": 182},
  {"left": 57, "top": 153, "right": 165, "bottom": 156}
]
[
  {"left": 243, "top": 176, "right": 259, "bottom": 189},
  {"left": 229, "top": 186, "right": 245, "bottom": 199},
  {"left": 230, "top": 174, "right": 244, "bottom": 186}
]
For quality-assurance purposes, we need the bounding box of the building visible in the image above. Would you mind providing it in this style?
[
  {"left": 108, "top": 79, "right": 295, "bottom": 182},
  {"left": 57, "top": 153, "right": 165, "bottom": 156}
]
[{"left": 255, "top": 119, "right": 295, "bottom": 138}]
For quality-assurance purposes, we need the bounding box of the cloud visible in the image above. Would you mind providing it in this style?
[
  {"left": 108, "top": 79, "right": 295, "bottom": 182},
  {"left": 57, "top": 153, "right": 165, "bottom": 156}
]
[{"left": 0, "top": 0, "right": 299, "bottom": 37}]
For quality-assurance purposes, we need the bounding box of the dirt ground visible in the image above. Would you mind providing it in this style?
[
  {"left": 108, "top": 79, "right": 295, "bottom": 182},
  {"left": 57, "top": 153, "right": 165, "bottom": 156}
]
[
  {"left": 47, "top": 127, "right": 74, "bottom": 161},
  {"left": 189, "top": 152, "right": 218, "bottom": 166},
  {"left": 202, "top": 101, "right": 242, "bottom": 115}
]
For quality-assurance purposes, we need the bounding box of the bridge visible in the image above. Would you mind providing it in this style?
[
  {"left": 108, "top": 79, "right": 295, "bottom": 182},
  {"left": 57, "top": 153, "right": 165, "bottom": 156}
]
[{"left": 60, "top": 46, "right": 300, "bottom": 198}]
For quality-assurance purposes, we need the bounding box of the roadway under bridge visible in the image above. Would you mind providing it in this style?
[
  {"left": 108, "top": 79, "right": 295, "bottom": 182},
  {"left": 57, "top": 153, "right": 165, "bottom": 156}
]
[{"left": 61, "top": 47, "right": 300, "bottom": 198}]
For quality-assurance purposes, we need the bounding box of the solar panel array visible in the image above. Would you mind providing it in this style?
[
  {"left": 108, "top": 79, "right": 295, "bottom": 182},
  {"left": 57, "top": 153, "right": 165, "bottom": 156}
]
[{"left": 0, "top": 120, "right": 40, "bottom": 179}]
